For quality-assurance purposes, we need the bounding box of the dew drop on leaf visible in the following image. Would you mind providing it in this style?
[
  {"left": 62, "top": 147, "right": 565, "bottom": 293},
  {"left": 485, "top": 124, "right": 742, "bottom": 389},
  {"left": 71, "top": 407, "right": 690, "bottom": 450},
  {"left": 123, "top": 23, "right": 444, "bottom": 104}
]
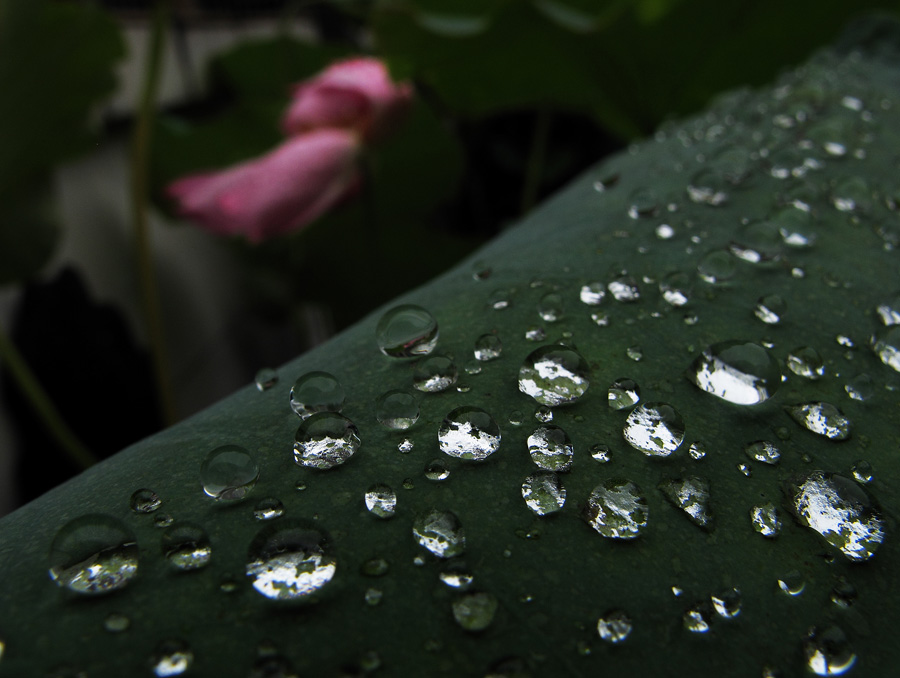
[
  {"left": 473, "top": 333, "right": 502, "bottom": 361},
  {"left": 48, "top": 514, "right": 139, "bottom": 595},
  {"left": 293, "top": 412, "right": 361, "bottom": 469},
  {"left": 150, "top": 639, "right": 193, "bottom": 677},
  {"left": 518, "top": 345, "right": 591, "bottom": 406},
  {"left": 437, "top": 406, "right": 501, "bottom": 461},
  {"left": 412, "top": 355, "right": 458, "bottom": 392},
  {"left": 622, "top": 402, "right": 685, "bottom": 456},
  {"left": 375, "top": 304, "right": 439, "bottom": 358},
  {"left": 245, "top": 522, "right": 337, "bottom": 601},
  {"left": 253, "top": 498, "right": 285, "bottom": 521},
  {"left": 521, "top": 471, "right": 566, "bottom": 515},
  {"left": 364, "top": 484, "right": 397, "bottom": 519},
  {"left": 375, "top": 390, "right": 419, "bottom": 430},
  {"left": 162, "top": 522, "right": 212, "bottom": 571},
  {"left": 200, "top": 445, "right": 259, "bottom": 501},
  {"left": 412, "top": 509, "right": 465, "bottom": 558},
  {"left": 584, "top": 479, "right": 649, "bottom": 539},
  {"left": 804, "top": 626, "right": 857, "bottom": 676},
  {"left": 289, "top": 371, "right": 345, "bottom": 419},
  {"left": 452, "top": 592, "right": 498, "bottom": 632},
  {"left": 254, "top": 367, "right": 278, "bottom": 392},
  {"left": 686, "top": 340, "right": 781, "bottom": 405},
  {"left": 596, "top": 610, "right": 633, "bottom": 644},
  {"left": 130, "top": 488, "right": 161, "bottom": 514},
  {"left": 527, "top": 426, "right": 574, "bottom": 471}
]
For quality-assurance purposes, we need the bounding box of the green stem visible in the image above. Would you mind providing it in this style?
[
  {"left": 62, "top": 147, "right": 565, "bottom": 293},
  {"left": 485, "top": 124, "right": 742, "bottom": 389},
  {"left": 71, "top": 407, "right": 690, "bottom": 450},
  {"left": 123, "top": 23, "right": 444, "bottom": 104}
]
[
  {"left": 0, "top": 324, "right": 98, "bottom": 469},
  {"left": 520, "top": 107, "right": 552, "bottom": 215},
  {"left": 130, "top": 0, "right": 177, "bottom": 426}
]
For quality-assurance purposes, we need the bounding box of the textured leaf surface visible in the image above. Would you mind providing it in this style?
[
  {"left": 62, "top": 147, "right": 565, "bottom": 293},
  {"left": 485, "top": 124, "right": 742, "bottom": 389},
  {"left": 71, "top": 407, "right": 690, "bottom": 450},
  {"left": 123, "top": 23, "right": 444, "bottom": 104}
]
[{"left": 3, "top": 20, "right": 900, "bottom": 677}]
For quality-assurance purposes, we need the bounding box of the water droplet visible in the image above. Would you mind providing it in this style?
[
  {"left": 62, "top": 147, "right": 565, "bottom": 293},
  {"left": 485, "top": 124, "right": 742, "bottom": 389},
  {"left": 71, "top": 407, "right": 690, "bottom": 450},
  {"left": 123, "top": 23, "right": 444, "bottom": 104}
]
[
  {"left": 103, "top": 613, "right": 130, "bottom": 633},
  {"left": 804, "top": 626, "right": 856, "bottom": 676},
  {"left": 199, "top": 445, "right": 260, "bottom": 502},
  {"left": 831, "top": 577, "right": 857, "bottom": 608},
  {"left": 688, "top": 441, "right": 707, "bottom": 460},
  {"left": 755, "top": 294, "right": 786, "bottom": 324},
  {"left": 474, "top": 334, "right": 503, "bottom": 361},
  {"left": 159, "top": 522, "right": 212, "bottom": 573},
  {"left": 785, "top": 402, "right": 851, "bottom": 440},
  {"left": 489, "top": 289, "right": 512, "bottom": 310},
  {"left": 683, "top": 605, "right": 711, "bottom": 633},
  {"left": 508, "top": 410, "right": 524, "bottom": 426},
  {"left": 659, "top": 271, "right": 692, "bottom": 307},
  {"left": 751, "top": 503, "right": 782, "bottom": 537},
  {"left": 787, "top": 346, "right": 825, "bottom": 379},
  {"left": 876, "top": 294, "right": 900, "bottom": 326},
  {"left": 365, "top": 484, "right": 397, "bottom": 519},
  {"left": 687, "top": 340, "right": 781, "bottom": 405},
  {"left": 246, "top": 522, "right": 337, "bottom": 600},
  {"left": 254, "top": 498, "right": 285, "bottom": 521},
  {"left": 518, "top": 345, "right": 591, "bottom": 407},
  {"left": 150, "top": 639, "right": 193, "bottom": 677},
  {"left": 255, "top": 367, "right": 278, "bottom": 392},
  {"left": 697, "top": 250, "right": 737, "bottom": 283},
  {"left": 398, "top": 438, "right": 414, "bottom": 453},
  {"left": 130, "top": 488, "right": 161, "bottom": 514},
  {"left": 786, "top": 471, "right": 884, "bottom": 561},
  {"left": 832, "top": 176, "right": 871, "bottom": 213},
  {"left": 471, "top": 262, "right": 492, "bottom": 281},
  {"left": 437, "top": 406, "right": 501, "bottom": 461},
  {"left": 851, "top": 460, "right": 873, "bottom": 484},
  {"left": 521, "top": 471, "right": 566, "bottom": 515},
  {"left": 289, "top": 371, "right": 345, "bottom": 419},
  {"left": 584, "top": 478, "right": 649, "bottom": 539},
  {"left": 687, "top": 167, "right": 728, "bottom": 205},
  {"left": 656, "top": 223, "right": 675, "bottom": 239},
  {"left": 608, "top": 275, "right": 641, "bottom": 302},
  {"left": 596, "top": 610, "right": 633, "bottom": 643},
  {"left": 591, "top": 312, "right": 610, "bottom": 327},
  {"left": 526, "top": 426, "right": 574, "bottom": 471},
  {"left": 375, "top": 304, "right": 439, "bottom": 357},
  {"left": 365, "top": 588, "right": 383, "bottom": 606},
  {"left": 412, "top": 355, "right": 458, "bottom": 392},
  {"left": 525, "top": 325, "right": 546, "bottom": 341},
  {"left": 778, "top": 570, "right": 805, "bottom": 596},
  {"left": 608, "top": 378, "right": 640, "bottom": 410},
  {"left": 537, "top": 293, "right": 564, "bottom": 322},
  {"left": 871, "top": 325, "right": 900, "bottom": 371},
  {"left": 375, "top": 390, "right": 419, "bottom": 430},
  {"left": 626, "top": 346, "right": 643, "bottom": 362},
  {"left": 844, "top": 373, "right": 874, "bottom": 401},
  {"left": 623, "top": 402, "right": 685, "bottom": 457},
  {"left": 412, "top": 509, "right": 465, "bottom": 558},
  {"left": 424, "top": 459, "right": 450, "bottom": 481},
  {"left": 745, "top": 440, "right": 781, "bottom": 465},
  {"left": 361, "top": 557, "right": 389, "bottom": 578},
  {"left": 658, "top": 476, "right": 712, "bottom": 528},
  {"left": 590, "top": 443, "right": 611, "bottom": 463},
  {"left": 579, "top": 282, "right": 606, "bottom": 305},
  {"left": 452, "top": 592, "right": 498, "bottom": 631},
  {"left": 730, "top": 220, "right": 784, "bottom": 264},
  {"left": 293, "top": 412, "right": 361, "bottom": 469},
  {"left": 711, "top": 588, "right": 742, "bottom": 618},
  {"left": 48, "top": 514, "right": 138, "bottom": 595},
  {"left": 627, "top": 188, "right": 659, "bottom": 218}
]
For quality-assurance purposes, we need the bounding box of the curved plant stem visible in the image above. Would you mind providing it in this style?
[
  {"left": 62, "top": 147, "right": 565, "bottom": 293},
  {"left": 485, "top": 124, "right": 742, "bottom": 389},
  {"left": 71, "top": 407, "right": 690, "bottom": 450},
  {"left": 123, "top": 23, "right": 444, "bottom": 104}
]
[
  {"left": 130, "top": 0, "right": 176, "bottom": 426},
  {"left": 520, "top": 107, "right": 552, "bottom": 215},
  {"left": 0, "top": 324, "right": 98, "bottom": 469}
]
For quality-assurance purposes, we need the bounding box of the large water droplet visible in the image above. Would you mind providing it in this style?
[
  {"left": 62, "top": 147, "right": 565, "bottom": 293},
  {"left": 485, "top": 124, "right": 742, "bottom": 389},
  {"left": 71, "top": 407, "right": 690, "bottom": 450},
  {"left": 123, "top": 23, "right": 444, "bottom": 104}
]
[
  {"left": 745, "top": 440, "right": 781, "bottom": 465},
  {"left": 289, "top": 371, "right": 345, "bottom": 419},
  {"left": 750, "top": 503, "right": 781, "bottom": 537},
  {"left": 521, "top": 471, "right": 566, "bottom": 515},
  {"left": 584, "top": 479, "right": 649, "bottom": 539},
  {"left": 375, "top": 390, "right": 419, "bottom": 430},
  {"left": 658, "top": 476, "right": 712, "bottom": 528},
  {"left": 474, "top": 334, "right": 503, "bottom": 361},
  {"left": 526, "top": 426, "right": 574, "bottom": 471},
  {"left": 200, "top": 445, "right": 259, "bottom": 501},
  {"left": 785, "top": 402, "right": 851, "bottom": 440},
  {"left": 786, "top": 471, "right": 884, "bottom": 561},
  {"left": 150, "top": 639, "right": 193, "bottom": 677},
  {"left": 608, "top": 378, "right": 640, "bottom": 410},
  {"left": 596, "top": 610, "right": 633, "bottom": 644},
  {"left": 130, "top": 488, "right": 161, "bottom": 514},
  {"left": 48, "top": 514, "right": 139, "bottom": 595},
  {"left": 412, "top": 509, "right": 465, "bottom": 558},
  {"left": 622, "top": 402, "right": 685, "bottom": 456},
  {"left": 246, "top": 522, "right": 337, "bottom": 600},
  {"left": 804, "top": 626, "right": 857, "bottom": 676},
  {"left": 375, "top": 304, "right": 438, "bottom": 357},
  {"left": 162, "top": 522, "right": 212, "bottom": 571},
  {"left": 438, "top": 406, "right": 501, "bottom": 461},
  {"left": 686, "top": 340, "right": 781, "bottom": 405},
  {"left": 412, "top": 355, "right": 458, "bottom": 392},
  {"left": 293, "top": 412, "right": 361, "bottom": 469},
  {"left": 518, "top": 345, "right": 591, "bottom": 406},
  {"left": 872, "top": 325, "right": 900, "bottom": 371},
  {"left": 452, "top": 592, "right": 498, "bottom": 632},
  {"left": 365, "top": 484, "right": 397, "bottom": 519}
]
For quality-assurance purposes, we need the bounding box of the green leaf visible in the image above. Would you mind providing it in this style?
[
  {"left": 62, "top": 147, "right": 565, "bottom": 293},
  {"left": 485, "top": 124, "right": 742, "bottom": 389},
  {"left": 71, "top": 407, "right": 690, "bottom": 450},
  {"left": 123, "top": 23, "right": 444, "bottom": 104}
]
[{"left": 3, "top": 20, "right": 900, "bottom": 676}]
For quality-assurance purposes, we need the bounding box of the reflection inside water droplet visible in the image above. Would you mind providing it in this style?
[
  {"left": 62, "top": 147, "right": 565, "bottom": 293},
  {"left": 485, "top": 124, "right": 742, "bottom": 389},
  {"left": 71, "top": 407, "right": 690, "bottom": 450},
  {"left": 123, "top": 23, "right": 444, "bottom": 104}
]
[
  {"left": 623, "top": 402, "right": 685, "bottom": 456},
  {"left": 48, "top": 514, "right": 139, "bottom": 595},
  {"left": 584, "top": 478, "right": 649, "bottom": 539},
  {"left": 150, "top": 639, "right": 193, "bottom": 677},
  {"left": 804, "top": 626, "right": 856, "bottom": 676},
  {"left": 200, "top": 445, "right": 259, "bottom": 501},
  {"left": 596, "top": 610, "right": 633, "bottom": 643},
  {"left": 246, "top": 522, "right": 336, "bottom": 600},
  {"left": 412, "top": 509, "right": 465, "bottom": 558},
  {"left": 130, "top": 488, "right": 161, "bottom": 514},
  {"left": 162, "top": 522, "right": 212, "bottom": 571},
  {"left": 289, "top": 371, "right": 345, "bottom": 419},
  {"left": 474, "top": 333, "right": 502, "bottom": 361},
  {"left": 527, "top": 426, "right": 574, "bottom": 471},
  {"left": 438, "top": 406, "right": 501, "bottom": 461},
  {"left": 687, "top": 340, "right": 781, "bottom": 405},
  {"left": 375, "top": 304, "right": 439, "bottom": 357},
  {"left": 293, "top": 413, "right": 361, "bottom": 469},
  {"left": 365, "top": 484, "right": 397, "bottom": 519},
  {"left": 518, "top": 345, "right": 591, "bottom": 406},
  {"left": 413, "top": 355, "right": 458, "bottom": 392},
  {"left": 521, "top": 471, "right": 566, "bottom": 515},
  {"left": 375, "top": 390, "right": 419, "bottom": 430}
]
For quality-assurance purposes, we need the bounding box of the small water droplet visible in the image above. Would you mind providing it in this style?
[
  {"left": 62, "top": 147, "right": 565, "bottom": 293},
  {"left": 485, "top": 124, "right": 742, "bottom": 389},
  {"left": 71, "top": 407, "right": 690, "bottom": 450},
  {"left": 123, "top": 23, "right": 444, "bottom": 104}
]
[
  {"left": 785, "top": 402, "right": 851, "bottom": 440},
  {"left": 130, "top": 488, "right": 161, "bottom": 514},
  {"left": 365, "top": 484, "right": 397, "bottom": 519},
  {"left": 608, "top": 378, "right": 640, "bottom": 410},
  {"left": 293, "top": 412, "right": 361, "bottom": 469},
  {"left": 584, "top": 478, "right": 649, "bottom": 539},
  {"left": 361, "top": 557, "right": 389, "bottom": 577},
  {"left": 755, "top": 294, "right": 786, "bottom": 324},
  {"left": 590, "top": 443, "right": 611, "bottom": 463},
  {"left": 289, "top": 371, "right": 345, "bottom": 419},
  {"left": 200, "top": 445, "right": 260, "bottom": 501},
  {"left": 871, "top": 325, "right": 900, "bottom": 372},
  {"left": 876, "top": 294, "right": 900, "bottom": 326},
  {"left": 656, "top": 223, "right": 675, "bottom": 239},
  {"left": 844, "top": 373, "right": 874, "bottom": 401},
  {"left": 697, "top": 250, "right": 737, "bottom": 283},
  {"left": 627, "top": 188, "right": 659, "bottom": 218},
  {"left": 375, "top": 390, "right": 419, "bottom": 430},
  {"left": 48, "top": 515, "right": 138, "bottom": 595},
  {"left": 711, "top": 588, "right": 742, "bottom": 618},
  {"left": 439, "top": 563, "right": 474, "bottom": 590},
  {"left": 778, "top": 570, "right": 805, "bottom": 596},
  {"left": 255, "top": 367, "right": 278, "bottom": 392},
  {"left": 537, "top": 293, "right": 564, "bottom": 322},
  {"left": 254, "top": 498, "right": 285, "bottom": 521},
  {"left": 103, "top": 613, "right": 130, "bottom": 633},
  {"left": 831, "top": 577, "right": 858, "bottom": 608},
  {"left": 398, "top": 438, "right": 414, "bottom": 454},
  {"left": 623, "top": 402, "right": 685, "bottom": 456},
  {"left": 608, "top": 275, "right": 641, "bottom": 302},
  {"left": 161, "top": 522, "right": 212, "bottom": 572},
  {"left": 150, "top": 639, "right": 193, "bottom": 677},
  {"left": 688, "top": 441, "right": 707, "bottom": 460},
  {"left": 526, "top": 426, "right": 574, "bottom": 471},
  {"left": 474, "top": 334, "right": 503, "bottom": 361},
  {"left": 364, "top": 588, "right": 383, "bottom": 606},
  {"left": 683, "top": 605, "right": 711, "bottom": 633},
  {"left": 579, "top": 282, "right": 606, "bottom": 305},
  {"left": 659, "top": 271, "right": 692, "bottom": 307},
  {"left": 804, "top": 626, "right": 856, "bottom": 676},
  {"left": 745, "top": 440, "right": 781, "bottom": 465},
  {"left": 596, "top": 610, "right": 633, "bottom": 643},
  {"left": 508, "top": 410, "right": 524, "bottom": 426},
  {"left": 412, "top": 509, "right": 465, "bottom": 558},
  {"left": 521, "top": 471, "right": 566, "bottom": 515},
  {"left": 850, "top": 460, "right": 873, "bottom": 484},
  {"left": 687, "top": 167, "right": 728, "bottom": 205},
  {"left": 525, "top": 325, "right": 546, "bottom": 341},
  {"left": 437, "top": 406, "right": 501, "bottom": 461},
  {"left": 518, "top": 345, "right": 591, "bottom": 407},
  {"left": 412, "top": 355, "right": 459, "bottom": 392},
  {"left": 737, "top": 462, "right": 752, "bottom": 477},
  {"left": 452, "top": 592, "right": 498, "bottom": 632},
  {"left": 687, "top": 340, "right": 781, "bottom": 405},
  {"left": 424, "top": 459, "right": 450, "bottom": 481},
  {"left": 658, "top": 476, "right": 712, "bottom": 528},
  {"left": 787, "top": 346, "right": 825, "bottom": 379},
  {"left": 246, "top": 522, "right": 337, "bottom": 600},
  {"left": 376, "top": 304, "right": 439, "bottom": 357},
  {"left": 751, "top": 503, "right": 782, "bottom": 537},
  {"left": 591, "top": 312, "right": 610, "bottom": 327}
]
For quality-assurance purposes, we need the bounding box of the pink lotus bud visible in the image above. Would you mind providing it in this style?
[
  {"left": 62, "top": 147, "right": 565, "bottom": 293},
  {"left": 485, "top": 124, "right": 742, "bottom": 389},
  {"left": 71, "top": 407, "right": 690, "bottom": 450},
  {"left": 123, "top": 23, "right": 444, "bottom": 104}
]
[
  {"left": 166, "top": 128, "right": 361, "bottom": 242},
  {"left": 281, "top": 57, "right": 413, "bottom": 142}
]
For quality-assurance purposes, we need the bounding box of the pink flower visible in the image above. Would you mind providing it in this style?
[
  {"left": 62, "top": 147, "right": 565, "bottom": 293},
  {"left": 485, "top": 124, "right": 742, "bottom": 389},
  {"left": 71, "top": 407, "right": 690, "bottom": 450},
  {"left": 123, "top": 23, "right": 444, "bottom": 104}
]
[
  {"left": 166, "top": 128, "right": 361, "bottom": 242},
  {"left": 281, "top": 57, "right": 413, "bottom": 142}
]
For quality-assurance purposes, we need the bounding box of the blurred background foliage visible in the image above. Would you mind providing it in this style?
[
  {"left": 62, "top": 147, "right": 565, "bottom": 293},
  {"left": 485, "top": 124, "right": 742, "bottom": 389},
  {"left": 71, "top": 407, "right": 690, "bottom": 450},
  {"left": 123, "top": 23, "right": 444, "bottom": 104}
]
[{"left": 2, "top": 0, "right": 900, "bottom": 511}]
